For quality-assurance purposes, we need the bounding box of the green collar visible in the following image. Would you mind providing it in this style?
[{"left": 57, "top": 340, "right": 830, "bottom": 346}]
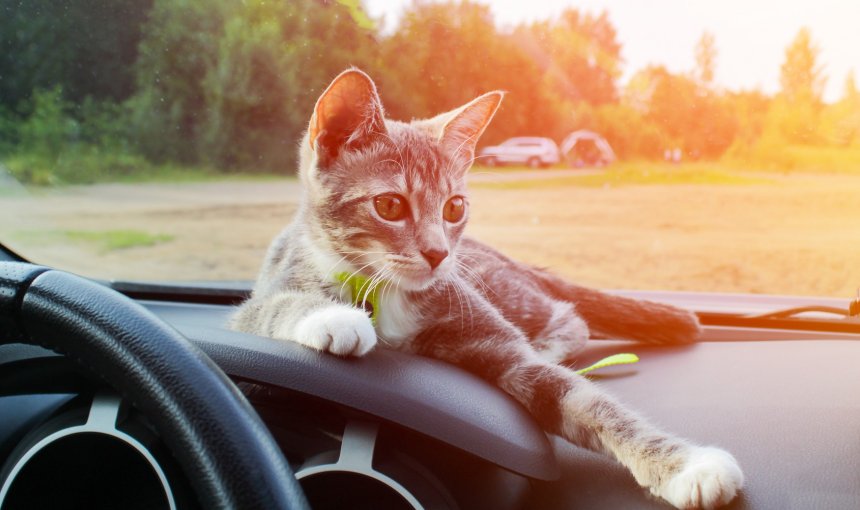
[
  {"left": 334, "top": 272, "right": 639, "bottom": 375},
  {"left": 334, "top": 272, "right": 384, "bottom": 325}
]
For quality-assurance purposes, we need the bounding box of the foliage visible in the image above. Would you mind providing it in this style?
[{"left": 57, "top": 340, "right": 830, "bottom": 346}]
[
  {"left": 0, "top": 0, "right": 152, "bottom": 108},
  {"left": 760, "top": 28, "right": 827, "bottom": 145},
  {"left": 3, "top": 87, "right": 148, "bottom": 185},
  {"left": 625, "top": 66, "right": 737, "bottom": 158},
  {"left": 819, "top": 73, "right": 860, "bottom": 146},
  {"left": 15, "top": 88, "right": 79, "bottom": 159},
  {"left": 695, "top": 32, "right": 717, "bottom": 85},
  {"left": 780, "top": 28, "right": 826, "bottom": 103},
  {"left": 131, "top": 0, "right": 379, "bottom": 172},
  {"left": 378, "top": 2, "right": 546, "bottom": 144},
  {"left": 524, "top": 9, "right": 622, "bottom": 105},
  {"left": 0, "top": 1, "right": 859, "bottom": 185},
  {"left": 0, "top": 105, "right": 20, "bottom": 155}
]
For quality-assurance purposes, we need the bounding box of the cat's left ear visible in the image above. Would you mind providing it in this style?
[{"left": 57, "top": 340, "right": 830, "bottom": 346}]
[
  {"left": 432, "top": 91, "right": 504, "bottom": 166},
  {"left": 308, "top": 68, "right": 387, "bottom": 165}
]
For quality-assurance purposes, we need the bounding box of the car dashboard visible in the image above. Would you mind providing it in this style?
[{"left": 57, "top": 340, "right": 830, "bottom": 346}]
[{"left": 1, "top": 289, "right": 859, "bottom": 509}]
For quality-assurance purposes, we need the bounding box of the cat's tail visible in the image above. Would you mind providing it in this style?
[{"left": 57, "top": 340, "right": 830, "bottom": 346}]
[{"left": 532, "top": 269, "right": 702, "bottom": 344}]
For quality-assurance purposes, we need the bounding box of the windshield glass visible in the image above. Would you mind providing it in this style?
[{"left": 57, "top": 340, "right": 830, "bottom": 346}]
[{"left": 1, "top": 0, "right": 858, "bottom": 297}]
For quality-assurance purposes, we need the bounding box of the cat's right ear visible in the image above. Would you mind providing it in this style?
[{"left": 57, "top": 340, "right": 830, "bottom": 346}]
[{"left": 308, "top": 68, "right": 387, "bottom": 166}]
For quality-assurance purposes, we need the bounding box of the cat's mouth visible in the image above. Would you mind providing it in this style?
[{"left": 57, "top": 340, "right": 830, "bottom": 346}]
[{"left": 383, "top": 257, "right": 452, "bottom": 291}]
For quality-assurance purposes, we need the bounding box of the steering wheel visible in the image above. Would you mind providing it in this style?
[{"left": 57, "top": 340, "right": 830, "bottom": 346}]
[{"left": 0, "top": 262, "right": 309, "bottom": 509}]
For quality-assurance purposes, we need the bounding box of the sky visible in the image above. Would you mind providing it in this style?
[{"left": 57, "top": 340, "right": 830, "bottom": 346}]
[{"left": 364, "top": 0, "right": 860, "bottom": 103}]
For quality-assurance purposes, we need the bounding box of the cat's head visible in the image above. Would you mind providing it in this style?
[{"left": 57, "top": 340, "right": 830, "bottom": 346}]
[{"left": 299, "top": 68, "right": 502, "bottom": 291}]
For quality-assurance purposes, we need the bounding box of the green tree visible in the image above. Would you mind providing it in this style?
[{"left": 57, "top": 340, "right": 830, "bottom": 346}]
[
  {"left": 0, "top": 0, "right": 152, "bottom": 109},
  {"left": 780, "top": 27, "right": 826, "bottom": 103},
  {"left": 695, "top": 32, "right": 717, "bottom": 85},
  {"left": 524, "top": 9, "right": 622, "bottom": 106},
  {"left": 377, "top": 2, "right": 553, "bottom": 145},
  {"left": 625, "top": 66, "right": 736, "bottom": 159},
  {"left": 131, "top": 0, "right": 379, "bottom": 171},
  {"left": 767, "top": 28, "right": 827, "bottom": 144},
  {"left": 820, "top": 72, "right": 860, "bottom": 146},
  {"left": 16, "top": 88, "right": 79, "bottom": 159}
]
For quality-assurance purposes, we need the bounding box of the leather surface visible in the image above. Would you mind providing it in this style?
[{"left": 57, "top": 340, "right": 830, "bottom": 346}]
[
  {"left": 0, "top": 263, "right": 48, "bottom": 344},
  {"left": 527, "top": 339, "right": 860, "bottom": 509},
  {"left": 146, "top": 301, "right": 559, "bottom": 480},
  {"left": 0, "top": 263, "right": 308, "bottom": 510},
  {"left": 149, "top": 299, "right": 860, "bottom": 509}
]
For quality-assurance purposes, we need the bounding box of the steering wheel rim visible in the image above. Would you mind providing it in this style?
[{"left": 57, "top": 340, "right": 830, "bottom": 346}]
[{"left": 0, "top": 262, "right": 308, "bottom": 510}]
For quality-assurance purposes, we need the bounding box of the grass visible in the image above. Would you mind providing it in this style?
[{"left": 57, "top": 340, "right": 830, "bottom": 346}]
[
  {"left": 727, "top": 144, "right": 860, "bottom": 173},
  {"left": 12, "top": 229, "right": 174, "bottom": 252},
  {"left": 470, "top": 161, "right": 773, "bottom": 190},
  {"left": 2, "top": 150, "right": 292, "bottom": 187}
]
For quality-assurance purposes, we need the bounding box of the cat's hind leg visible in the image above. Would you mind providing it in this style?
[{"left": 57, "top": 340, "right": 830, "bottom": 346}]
[{"left": 530, "top": 299, "right": 590, "bottom": 363}]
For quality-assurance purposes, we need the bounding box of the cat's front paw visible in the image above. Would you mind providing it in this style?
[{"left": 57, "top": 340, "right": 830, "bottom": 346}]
[
  {"left": 654, "top": 446, "right": 743, "bottom": 509},
  {"left": 292, "top": 306, "right": 377, "bottom": 357}
]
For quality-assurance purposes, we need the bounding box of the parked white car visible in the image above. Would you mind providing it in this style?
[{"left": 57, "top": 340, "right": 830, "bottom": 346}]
[{"left": 479, "top": 137, "right": 560, "bottom": 168}]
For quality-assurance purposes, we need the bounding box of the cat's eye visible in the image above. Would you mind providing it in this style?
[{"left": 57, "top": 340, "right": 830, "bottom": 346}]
[
  {"left": 443, "top": 196, "right": 466, "bottom": 223},
  {"left": 374, "top": 194, "right": 408, "bottom": 221}
]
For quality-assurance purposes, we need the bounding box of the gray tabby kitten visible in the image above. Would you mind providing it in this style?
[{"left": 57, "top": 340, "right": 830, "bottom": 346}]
[{"left": 231, "top": 69, "right": 743, "bottom": 509}]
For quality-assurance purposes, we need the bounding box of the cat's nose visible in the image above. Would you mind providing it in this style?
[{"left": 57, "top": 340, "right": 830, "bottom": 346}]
[{"left": 421, "top": 248, "right": 449, "bottom": 270}]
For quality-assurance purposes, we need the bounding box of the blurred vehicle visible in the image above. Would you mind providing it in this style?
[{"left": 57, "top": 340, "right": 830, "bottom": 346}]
[
  {"left": 479, "top": 137, "right": 560, "bottom": 168},
  {"left": 560, "top": 130, "right": 616, "bottom": 168}
]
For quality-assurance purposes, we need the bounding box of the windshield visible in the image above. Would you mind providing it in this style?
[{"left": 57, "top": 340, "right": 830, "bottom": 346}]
[{"left": 0, "top": 0, "right": 858, "bottom": 298}]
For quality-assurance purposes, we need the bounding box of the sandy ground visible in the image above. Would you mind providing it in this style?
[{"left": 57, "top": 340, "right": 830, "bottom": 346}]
[{"left": 1, "top": 169, "right": 859, "bottom": 298}]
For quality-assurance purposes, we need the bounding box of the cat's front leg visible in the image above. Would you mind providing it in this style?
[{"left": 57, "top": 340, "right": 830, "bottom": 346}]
[
  {"left": 559, "top": 378, "right": 743, "bottom": 509},
  {"left": 230, "top": 292, "right": 377, "bottom": 357},
  {"left": 293, "top": 304, "right": 377, "bottom": 356}
]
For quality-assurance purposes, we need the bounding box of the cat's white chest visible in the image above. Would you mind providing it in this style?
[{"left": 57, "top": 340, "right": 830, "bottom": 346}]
[{"left": 375, "top": 289, "right": 421, "bottom": 349}]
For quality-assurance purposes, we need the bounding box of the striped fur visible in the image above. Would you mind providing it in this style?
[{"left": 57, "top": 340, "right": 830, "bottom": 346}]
[{"left": 230, "top": 69, "right": 742, "bottom": 509}]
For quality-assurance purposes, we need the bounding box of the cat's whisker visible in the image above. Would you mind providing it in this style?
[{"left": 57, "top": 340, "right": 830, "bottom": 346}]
[
  {"left": 456, "top": 261, "right": 493, "bottom": 299},
  {"left": 455, "top": 257, "right": 493, "bottom": 293},
  {"left": 445, "top": 280, "right": 453, "bottom": 319},
  {"left": 326, "top": 250, "right": 391, "bottom": 278},
  {"left": 357, "top": 263, "right": 386, "bottom": 307},
  {"left": 381, "top": 265, "right": 400, "bottom": 303},
  {"left": 321, "top": 252, "right": 369, "bottom": 281},
  {"left": 338, "top": 259, "right": 381, "bottom": 299},
  {"left": 366, "top": 264, "right": 390, "bottom": 302},
  {"left": 448, "top": 278, "right": 466, "bottom": 337},
  {"left": 453, "top": 277, "right": 475, "bottom": 334}
]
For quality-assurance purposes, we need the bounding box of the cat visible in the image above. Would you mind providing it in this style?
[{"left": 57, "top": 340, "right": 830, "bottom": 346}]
[{"left": 230, "top": 68, "right": 744, "bottom": 509}]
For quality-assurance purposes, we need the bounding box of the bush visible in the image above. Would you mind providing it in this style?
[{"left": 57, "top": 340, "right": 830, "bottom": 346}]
[
  {"left": 5, "top": 87, "right": 159, "bottom": 185},
  {"left": 16, "top": 87, "right": 79, "bottom": 158},
  {"left": 5, "top": 149, "right": 155, "bottom": 185},
  {"left": 0, "top": 105, "right": 18, "bottom": 155}
]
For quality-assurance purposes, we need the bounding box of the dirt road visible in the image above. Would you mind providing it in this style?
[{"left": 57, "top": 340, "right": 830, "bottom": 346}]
[{"left": 1, "top": 171, "right": 858, "bottom": 297}]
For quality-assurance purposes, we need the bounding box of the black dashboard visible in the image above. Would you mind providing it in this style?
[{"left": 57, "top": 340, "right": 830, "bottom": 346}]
[{"left": 2, "top": 288, "right": 860, "bottom": 509}]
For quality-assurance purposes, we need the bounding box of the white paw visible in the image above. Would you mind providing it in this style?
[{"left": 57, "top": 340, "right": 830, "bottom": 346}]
[
  {"left": 292, "top": 306, "right": 377, "bottom": 357},
  {"left": 656, "top": 446, "right": 744, "bottom": 509}
]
